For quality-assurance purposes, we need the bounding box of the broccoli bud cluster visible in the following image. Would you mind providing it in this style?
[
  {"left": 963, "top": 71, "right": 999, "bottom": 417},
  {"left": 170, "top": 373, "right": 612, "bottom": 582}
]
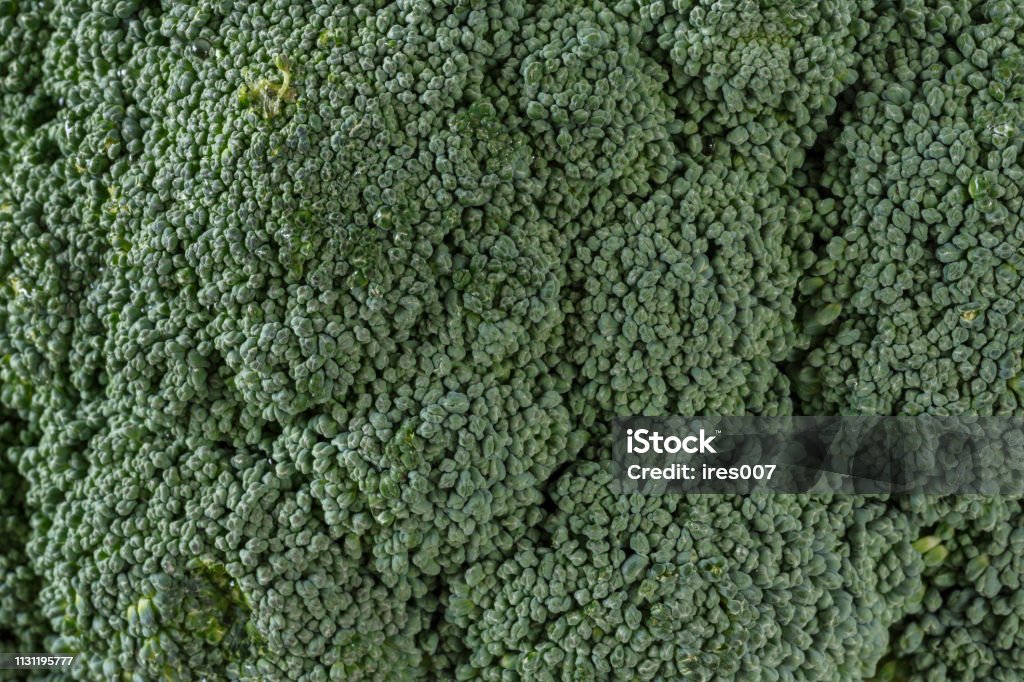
[{"left": 2, "top": 0, "right": 1023, "bottom": 679}]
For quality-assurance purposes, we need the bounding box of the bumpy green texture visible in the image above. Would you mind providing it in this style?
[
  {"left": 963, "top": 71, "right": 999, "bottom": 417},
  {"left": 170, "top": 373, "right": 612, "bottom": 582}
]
[
  {"left": 796, "top": 0, "right": 1024, "bottom": 416},
  {"left": 1, "top": 0, "right": 1023, "bottom": 680}
]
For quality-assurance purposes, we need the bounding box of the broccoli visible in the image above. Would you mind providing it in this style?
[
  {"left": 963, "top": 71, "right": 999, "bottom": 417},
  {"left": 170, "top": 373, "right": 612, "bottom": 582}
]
[
  {"left": 0, "top": 415, "right": 48, "bottom": 654},
  {"left": 448, "top": 462, "right": 922, "bottom": 680},
  {"left": 795, "top": 0, "right": 1024, "bottom": 416},
  {"left": 1, "top": 0, "right": 1023, "bottom": 680}
]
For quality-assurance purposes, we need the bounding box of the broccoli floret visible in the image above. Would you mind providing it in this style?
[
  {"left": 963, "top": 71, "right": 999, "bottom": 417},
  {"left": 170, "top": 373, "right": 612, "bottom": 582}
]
[
  {"left": 2, "top": 0, "right": 1024, "bottom": 679},
  {"left": 447, "top": 463, "right": 922, "bottom": 681},
  {"left": 796, "top": 0, "right": 1024, "bottom": 416},
  {"left": 0, "top": 415, "right": 50, "bottom": 654}
]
